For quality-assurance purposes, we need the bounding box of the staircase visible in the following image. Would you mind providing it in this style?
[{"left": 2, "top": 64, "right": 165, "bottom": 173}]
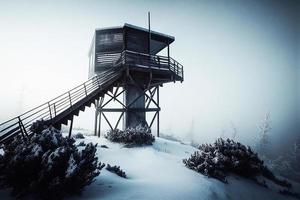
[{"left": 0, "top": 66, "right": 124, "bottom": 144}]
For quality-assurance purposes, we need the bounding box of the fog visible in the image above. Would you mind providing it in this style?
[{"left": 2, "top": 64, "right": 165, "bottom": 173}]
[{"left": 0, "top": 0, "right": 299, "bottom": 154}]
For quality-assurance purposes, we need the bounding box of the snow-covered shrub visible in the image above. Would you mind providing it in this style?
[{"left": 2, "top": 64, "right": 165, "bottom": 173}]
[
  {"left": 269, "top": 142, "right": 300, "bottom": 183},
  {"left": 30, "top": 119, "right": 48, "bottom": 134},
  {"left": 106, "top": 164, "right": 127, "bottom": 178},
  {"left": 77, "top": 141, "right": 86, "bottom": 147},
  {"left": 73, "top": 133, "right": 85, "bottom": 139},
  {"left": 105, "top": 125, "right": 154, "bottom": 146},
  {"left": 0, "top": 127, "right": 105, "bottom": 199},
  {"left": 183, "top": 138, "right": 291, "bottom": 188}
]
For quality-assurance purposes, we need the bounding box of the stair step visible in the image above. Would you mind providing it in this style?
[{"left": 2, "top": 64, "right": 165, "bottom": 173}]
[
  {"left": 62, "top": 119, "right": 68, "bottom": 125},
  {"left": 86, "top": 102, "right": 92, "bottom": 107},
  {"left": 74, "top": 109, "right": 80, "bottom": 116},
  {"left": 79, "top": 105, "right": 86, "bottom": 112},
  {"left": 54, "top": 123, "right": 62, "bottom": 130}
]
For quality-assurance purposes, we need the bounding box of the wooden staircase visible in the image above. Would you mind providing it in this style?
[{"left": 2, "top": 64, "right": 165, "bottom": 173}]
[{"left": 0, "top": 66, "right": 124, "bottom": 144}]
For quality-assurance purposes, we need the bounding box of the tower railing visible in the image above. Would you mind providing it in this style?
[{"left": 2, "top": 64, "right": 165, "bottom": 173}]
[{"left": 95, "top": 50, "right": 184, "bottom": 81}]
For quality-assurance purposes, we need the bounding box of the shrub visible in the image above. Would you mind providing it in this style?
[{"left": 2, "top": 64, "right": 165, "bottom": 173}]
[
  {"left": 106, "top": 164, "right": 127, "bottom": 178},
  {"left": 0, "top": 127, "right": 105, "bottom": 199},
  {"left": 183, "top": 138, "right": 291, "bottom": 188},
  {"left": 269, "top": 142, "right": 300, "bottom": 183},
  {"left": 73, "top": 133, "right": 85, "bottom": 139},
  {"left": 30, "top": 119, "right": 48, "bottom": 134},
  {"left": 77, "top": 141, "right": 86, "bottom": 147},
  {"left": 105, "top": 125, "right": 154, "bottom": 146}
]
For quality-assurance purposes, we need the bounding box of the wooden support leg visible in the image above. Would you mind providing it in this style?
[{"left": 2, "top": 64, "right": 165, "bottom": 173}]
[
  {"left": 157, "top": 111, "right": 160, "bottom": 137},
  {"left": 68, "top": 118, "right": 74, "bottom": 138},
  {"left": 97, "top": 97, "right": 104, "bottom": 137},
  {"left": 98, "top": 111, "right": 101, "bottom": 137},
  {"left": 157, "top": 86, "right": 160, "bottom": 137},
  {"left": 94, "top": 100, "right": 99, "bottom": 136}
]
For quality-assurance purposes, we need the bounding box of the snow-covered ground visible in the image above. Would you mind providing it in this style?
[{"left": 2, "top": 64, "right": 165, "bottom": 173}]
[{"left": 1, "top": 132, "right": 300, "bottom": 200}]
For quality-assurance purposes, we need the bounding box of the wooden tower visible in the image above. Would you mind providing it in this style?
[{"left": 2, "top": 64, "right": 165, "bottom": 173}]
[{"left": 88, "top": 23, "right": 183, "bottom": 137}]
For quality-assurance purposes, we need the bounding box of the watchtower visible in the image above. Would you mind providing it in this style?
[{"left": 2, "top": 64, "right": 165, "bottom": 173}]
[{"left": 89, "top": 23, "right": 183, "bottom": 136}]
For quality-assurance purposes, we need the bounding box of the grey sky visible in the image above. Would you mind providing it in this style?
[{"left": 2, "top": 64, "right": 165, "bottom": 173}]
[{"left": 0, "top": 0, "right": 299, "bottom": 152}]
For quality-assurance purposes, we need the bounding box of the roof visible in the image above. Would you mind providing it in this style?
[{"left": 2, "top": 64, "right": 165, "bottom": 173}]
[
  {"left": 124, "top": 23, "right": 175, "bottom": 44},
  {"left": 95, "top": 23, "right": 175, "bottom": 44}
]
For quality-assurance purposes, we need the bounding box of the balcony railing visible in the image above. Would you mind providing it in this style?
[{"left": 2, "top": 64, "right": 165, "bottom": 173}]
[{"left": 95, "top": 50, "right": 184, "bottom": 80}]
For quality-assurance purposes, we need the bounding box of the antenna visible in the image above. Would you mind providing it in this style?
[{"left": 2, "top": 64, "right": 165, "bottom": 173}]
[{"left": 148, "top": 11, "right": 151, "bottom": 54}]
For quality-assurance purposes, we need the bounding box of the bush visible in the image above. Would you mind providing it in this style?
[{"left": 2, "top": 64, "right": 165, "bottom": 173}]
[
  {"left": 77, "top": 141, "right": 86, "bottom": 147},
  {"left": 268, "top": 142, "right": 300, "bottom": 183},
  {"left": 183, "top": 138, "right": 291, "bottom": 188},
  {"left": 30, "top": 119, "right": 48, "bottom": 134},
  {"left": 106, "top": 164, "right": 127, "bottom": 178},
  {"left": 105, "top": 125, "right": 154, "bottom": 146},
  {"left": 73, "top": 133, "right": 85, "bottom": 139},
  {"left": 0, "top": 127, "right": 105, "bottom": 199}
]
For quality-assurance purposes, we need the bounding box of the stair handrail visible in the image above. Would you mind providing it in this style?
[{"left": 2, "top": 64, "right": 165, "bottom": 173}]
[{"left": 0, "top": 66, "right": 122, "bottom": 143}]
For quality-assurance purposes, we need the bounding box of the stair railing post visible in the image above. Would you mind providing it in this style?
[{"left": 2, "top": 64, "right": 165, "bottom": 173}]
[
  {"left": 83, "top": 83, "right": 88, "bottom": 97},
  {"left": 68, "top": 92, "right": 72, "bottom": 108},
  {"left": 53, "top": 103, "right": 57, "bottom": 117},
  {"left": 18, "top": 116, "right": 28, "bottom": 138},
  {"left": 96, "top": 76, "right": 101, "bottom": 89},
  {"left": 158, "top": 56, "right": 160, "bottom": 68},
  {"left": 48, "top": 102, "right": 52, "bottom": 121},
  {"left": 18, "top": 118, "right": 25, "bottom": 139}
]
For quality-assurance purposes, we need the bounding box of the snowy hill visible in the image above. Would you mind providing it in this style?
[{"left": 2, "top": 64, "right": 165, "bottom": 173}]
[{"left": 1, "top": 133, "right": 299, "bottom": 200}]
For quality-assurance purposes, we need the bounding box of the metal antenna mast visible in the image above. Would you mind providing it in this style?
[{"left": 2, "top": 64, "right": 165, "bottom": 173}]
[{"left": 148, "top": 11, "right": 151, "bottom": 54}]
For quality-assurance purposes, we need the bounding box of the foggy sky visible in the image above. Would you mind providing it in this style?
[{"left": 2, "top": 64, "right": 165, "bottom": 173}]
[{"left": 0, "top": 0, "right": 299, "bottom": 153}]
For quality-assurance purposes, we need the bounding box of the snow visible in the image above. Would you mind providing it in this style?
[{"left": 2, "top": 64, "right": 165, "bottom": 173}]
[
  {"left": 69, "top": 134, "right": 300, "bottom": 200},
  {"left": 31, "top": 143, "right": 42, "bottom": 157},
  {"left": 65, "top": 154, "right": 77, "bottom": 178},
  {"left": 1, "top": 133, "right": 300, "bottom": 200}
]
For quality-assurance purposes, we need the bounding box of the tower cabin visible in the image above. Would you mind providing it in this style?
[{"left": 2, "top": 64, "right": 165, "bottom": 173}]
[{"left": 88, "top": 23, "right": 183, "bottom": 134}]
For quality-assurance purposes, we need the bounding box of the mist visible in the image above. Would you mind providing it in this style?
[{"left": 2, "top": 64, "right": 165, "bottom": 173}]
[{"left": 0, "top": 0, "right": 299, "bottom": 155}]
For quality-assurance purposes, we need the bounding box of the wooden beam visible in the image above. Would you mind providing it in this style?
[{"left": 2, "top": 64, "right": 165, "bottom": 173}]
[
  {"left": 68, "top": 117, "right": 74, "bottom": 138},
  {"left": 157, "top": 86, "right": 160, "bottom": 137},
  {"left": 127, "top": 74, "right": 159, "bottom": 108},
  {"left": 106, "top": 93, "right": 126, "bottom": 108},
  {"left": 149, "top": 111, "right": 158, "bottom": 128},
  {"left": 115, "top": 112, "right": 124, "bottom": 130},
  {"left": 101, "top": 108, "right": 160, "bottom": 112},
  {"left": 146, "top": 87, "right": 157, "bottom": 109},
  {"left": 98, "top": 97, "right": 104, "bottom": 137},
  {"left": 94, "top": 100, "right": 99, "bottom": 136},
  {"left": 102, "top": 112, "right": 113, "bottom": 131},
  {"left": 98, "top": 112, "right": 101, "bottom": 137},
  {"left": 101, "top": 89, "right": 125, "bottom": 108}
]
